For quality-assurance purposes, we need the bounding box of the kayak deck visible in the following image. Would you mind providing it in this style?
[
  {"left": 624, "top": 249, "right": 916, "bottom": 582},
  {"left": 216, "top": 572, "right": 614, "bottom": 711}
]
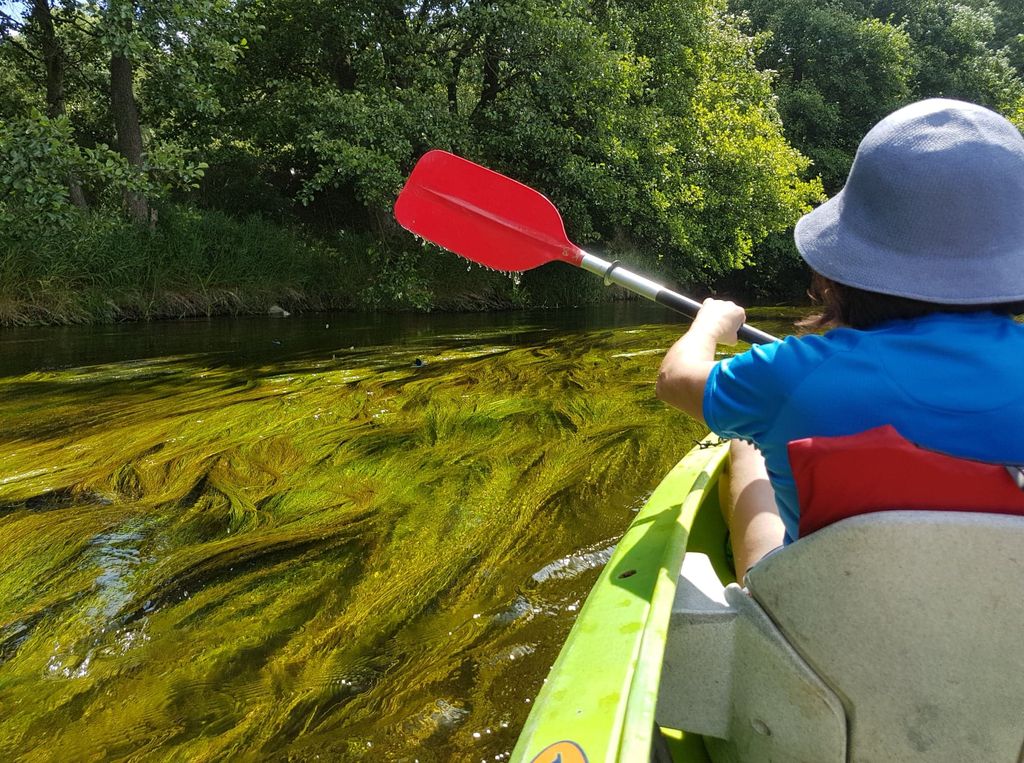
[
  {"left": 512, "top": 437, "right": 732, "bottom": 762},
  {"left": 516, "top": 435, "right": 1024, "bottom": 761}
]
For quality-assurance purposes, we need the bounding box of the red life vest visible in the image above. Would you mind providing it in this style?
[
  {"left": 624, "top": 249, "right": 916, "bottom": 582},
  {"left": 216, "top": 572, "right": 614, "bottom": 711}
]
[{"left": 788, "top": 425, "right": 1024, "bottom": 538}]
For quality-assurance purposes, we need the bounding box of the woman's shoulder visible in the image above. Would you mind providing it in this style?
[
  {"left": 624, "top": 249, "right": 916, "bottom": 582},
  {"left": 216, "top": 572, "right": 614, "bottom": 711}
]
[
  {"left": 791, "top": 312, "right": 1024, "bottom": 351},
  {"left": 848, "top": 311, "right": 1024, "bottom": 352},
  {"left": 750, "top": 327, "right": 864, "bottom": 367},
  {"left": 723, "top": 312, "right": 1022, "bottom": 391}
]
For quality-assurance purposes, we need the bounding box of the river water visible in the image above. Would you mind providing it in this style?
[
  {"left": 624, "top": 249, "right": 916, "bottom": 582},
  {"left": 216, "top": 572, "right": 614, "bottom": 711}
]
[{"left": 0, "top": 304, "right": 798, "bottom": 761}]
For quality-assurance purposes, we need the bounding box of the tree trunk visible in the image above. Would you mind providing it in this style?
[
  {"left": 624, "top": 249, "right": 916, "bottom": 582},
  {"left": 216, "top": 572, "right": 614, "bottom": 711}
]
[
  {"left": 110, "top": 51, "right": 150, "bottom": 225},
  {"left": 471, "top": 34, "right": 501, "bottom": 125},
  {"left": 29, "top": 0, "right": 87, "bottom": 209},
  {"left": 331, "top": 53, "right": 357, "bottom": 91},
  {"left": 382, "top": 1, "right": 412, "bottom": 89},
  {"left": 447, "top": 36, "right": 477, "bottom": 118}
]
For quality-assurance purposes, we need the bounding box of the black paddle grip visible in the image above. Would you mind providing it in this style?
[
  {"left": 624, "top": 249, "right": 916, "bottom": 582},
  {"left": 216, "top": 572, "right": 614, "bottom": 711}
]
[{"left": 654, "top": 289, "right": 778, "bottom": 346}]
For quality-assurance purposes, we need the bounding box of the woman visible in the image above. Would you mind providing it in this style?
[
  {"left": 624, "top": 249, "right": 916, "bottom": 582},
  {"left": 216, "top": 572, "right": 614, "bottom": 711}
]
[{"left": 656, "top": 98, "right": 1024, "bottom": 578}]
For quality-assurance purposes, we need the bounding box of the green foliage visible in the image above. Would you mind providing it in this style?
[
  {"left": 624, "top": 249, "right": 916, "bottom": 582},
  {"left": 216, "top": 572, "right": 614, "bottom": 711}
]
[
  {"left": 0, "top": 111, "right": 206, "bottom": 226},
  {"left": 0, "top": 112, "right": 82, "bottom": 226},
  {"left": 0, "top": 44, "right": 41, "bottom": 118},
  {"left": 0, "top": 205, "right": 348, "bottom": 324},
  {"left": 736, "top": 0, "right": 916, "bottom": 191},
  {"left": 354, "top": 241, "right": 434, "bottom": 310},
  {"left": 297, "top": 90, "right": 418, "bottom": 211},
  {"left": 2, "top": 0, "right": 1022, "bottom": 316},
  {"left": 0, "top": 201, "right": 556, "bottom": 323},
  {"left": 0, "top": 112, "right": 141, "bottom": 225},
  {"left": 876, "top": 0, "right": 1023, "bottom": 107},
  {"left": 232, "top": 0, "right": 819, "bottom": 287},
  {"left": 678, "top": 9, "right": 825, "bottom": 278},
  {"left": 735, "top": 0, "right": 1024, "bottom": 193}
]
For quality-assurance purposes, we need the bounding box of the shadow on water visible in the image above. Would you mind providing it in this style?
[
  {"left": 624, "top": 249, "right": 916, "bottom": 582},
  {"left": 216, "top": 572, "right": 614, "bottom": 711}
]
[
  {"left": 0, "top": 303, "right": 705, "bottom": 377},
  {"left": 0, "top": 302, "right": 802, "bottom": 761},
  {"left": 0, "top": 303, "right": 806, "bottom": 377}
]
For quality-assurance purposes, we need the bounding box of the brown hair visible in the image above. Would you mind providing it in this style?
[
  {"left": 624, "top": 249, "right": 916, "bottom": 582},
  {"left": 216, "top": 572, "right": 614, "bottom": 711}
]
[{"left": 800, "top": 273, "right": 1024, "bottom": 331}]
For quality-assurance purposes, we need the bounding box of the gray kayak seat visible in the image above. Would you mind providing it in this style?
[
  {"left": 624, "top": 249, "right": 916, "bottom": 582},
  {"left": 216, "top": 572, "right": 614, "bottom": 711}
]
[{"left": 657, "top": 511, "right": 1024, "bottom": 763}]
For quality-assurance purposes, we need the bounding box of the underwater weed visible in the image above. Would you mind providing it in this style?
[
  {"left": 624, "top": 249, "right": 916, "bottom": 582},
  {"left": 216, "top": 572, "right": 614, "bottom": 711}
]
[{"left": 0, "top": 319, "right": 703, "bottom": 759}]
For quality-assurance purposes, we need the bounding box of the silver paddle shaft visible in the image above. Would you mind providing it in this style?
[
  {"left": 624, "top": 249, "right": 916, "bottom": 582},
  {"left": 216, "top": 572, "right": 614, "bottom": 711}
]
[{"left": 578, "top": 252, "right": 778, "bottom": 345}]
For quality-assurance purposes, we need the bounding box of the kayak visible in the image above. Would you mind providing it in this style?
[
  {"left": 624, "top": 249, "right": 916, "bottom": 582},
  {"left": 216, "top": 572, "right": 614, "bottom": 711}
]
[
  {"left": 511, "top": 435, "right": 1024, "bottom": 763},
  {"left": 511, "top": 435, "right": 731, "bottom": 763}
]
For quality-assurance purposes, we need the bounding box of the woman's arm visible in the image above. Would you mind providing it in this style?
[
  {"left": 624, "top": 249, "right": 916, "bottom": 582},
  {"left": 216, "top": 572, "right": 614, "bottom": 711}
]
[{"left": 655, "top": 298, "right": 748, "bottom": 423}]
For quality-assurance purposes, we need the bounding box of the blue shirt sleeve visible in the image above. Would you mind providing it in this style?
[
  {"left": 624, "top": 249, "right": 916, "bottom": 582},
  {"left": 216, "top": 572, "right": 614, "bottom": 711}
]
[{"left": 702, "top": 336, "right": 812, "bottom": 441}]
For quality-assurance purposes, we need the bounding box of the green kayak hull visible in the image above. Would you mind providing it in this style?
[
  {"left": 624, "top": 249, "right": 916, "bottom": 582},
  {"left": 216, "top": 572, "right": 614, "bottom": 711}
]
[{"left": 512, "top": 437, "right": 732, "bottom": 763}]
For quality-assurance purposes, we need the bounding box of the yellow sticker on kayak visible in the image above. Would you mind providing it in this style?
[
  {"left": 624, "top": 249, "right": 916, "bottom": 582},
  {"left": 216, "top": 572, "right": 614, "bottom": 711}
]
[{"left": 530, "top": 740, "right": 588, "bottom": 763}]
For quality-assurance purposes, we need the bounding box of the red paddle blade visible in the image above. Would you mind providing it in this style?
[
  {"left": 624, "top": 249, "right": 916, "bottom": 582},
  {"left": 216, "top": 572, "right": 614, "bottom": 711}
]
[{"left": 394, "top": 150, "right": 584, "bottom": 272}]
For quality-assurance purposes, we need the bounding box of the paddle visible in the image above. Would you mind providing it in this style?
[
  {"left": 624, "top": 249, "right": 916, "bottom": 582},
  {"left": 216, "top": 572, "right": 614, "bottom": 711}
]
[{"left": 393, "top": 150, "right": 778, "bottom": 345}]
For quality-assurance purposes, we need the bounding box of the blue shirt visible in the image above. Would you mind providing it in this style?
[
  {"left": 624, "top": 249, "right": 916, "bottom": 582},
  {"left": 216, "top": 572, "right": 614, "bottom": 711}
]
[{"left": 703, "top": 312, "right": 1024, "bottom": 543}]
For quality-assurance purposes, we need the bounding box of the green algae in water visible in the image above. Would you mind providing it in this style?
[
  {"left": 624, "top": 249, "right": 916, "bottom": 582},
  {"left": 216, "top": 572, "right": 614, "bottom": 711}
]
[{"left": 0, "top": 316, "right": 717, "bottom": 760}]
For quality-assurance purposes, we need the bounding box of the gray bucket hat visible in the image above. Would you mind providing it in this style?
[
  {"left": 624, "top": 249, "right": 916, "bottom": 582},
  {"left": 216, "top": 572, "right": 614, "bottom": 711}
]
[{"left": 794, "top": 98, "right": 1024, "bottom": 304}]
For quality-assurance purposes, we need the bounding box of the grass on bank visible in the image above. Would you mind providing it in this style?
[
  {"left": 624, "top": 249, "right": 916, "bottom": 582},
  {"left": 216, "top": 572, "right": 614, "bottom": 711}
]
[
  {"left": 0, "top": 206, "right": 341, "bottom": 326},
  {"left": 0, "top": 204, "right": 643, "bottom": 327}
]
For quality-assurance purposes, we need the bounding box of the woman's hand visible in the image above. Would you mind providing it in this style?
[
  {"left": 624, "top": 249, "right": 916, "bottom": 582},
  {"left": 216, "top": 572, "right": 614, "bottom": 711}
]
[{"left": 691, "top": 298, "right": 747, "bottom": 346}]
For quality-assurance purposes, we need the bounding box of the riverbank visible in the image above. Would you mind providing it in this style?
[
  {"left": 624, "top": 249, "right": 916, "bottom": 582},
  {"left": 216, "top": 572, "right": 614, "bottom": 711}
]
[
  {"left": 0, "top": 204, "right": 809, "bottom": 328},
  {"left": 1, "top": 205, "right": 682, "bottom": 328}
]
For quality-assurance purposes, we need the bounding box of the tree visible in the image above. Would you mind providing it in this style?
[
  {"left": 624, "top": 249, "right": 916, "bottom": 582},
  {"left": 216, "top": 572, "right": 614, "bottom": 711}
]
[
  {"left": 95, "top": 0, "right": 240, "bottom": 224},
  {"left": 99, "top": 0, "right": 149, "bottom": 222},
  {"left": 4, "top": 0, "right": 825, "bottom": 299},
  {"left": 733, "top": 0, "right": 915, "bottom": 192},
  {"left": 872, "top": 0, "right": 1024, "bottom": 110},
  {"left": 223, "top": 0, "right": 820, "bottom": 286},
  {"left": 1, "top": 0, "right": 231, "bottom": 224},
  {"left": 1, "top": 1, "right": 89, "bottom": 207}
]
